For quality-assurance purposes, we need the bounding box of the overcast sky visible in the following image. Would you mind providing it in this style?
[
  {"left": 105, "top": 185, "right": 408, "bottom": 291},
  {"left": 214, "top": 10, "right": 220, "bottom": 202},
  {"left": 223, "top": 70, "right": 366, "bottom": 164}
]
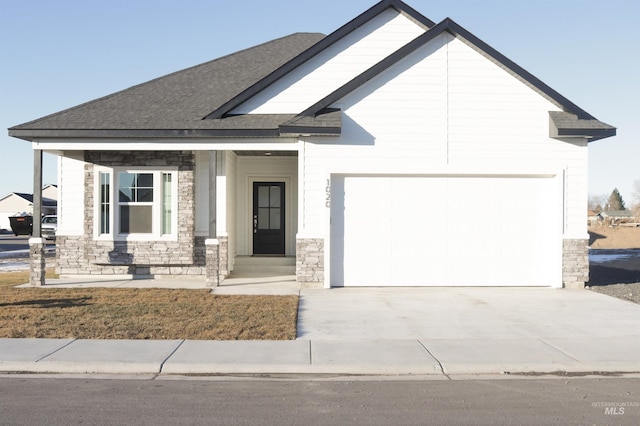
[{"left": 1, "top": 0, "right": 638, "bottom": 205}]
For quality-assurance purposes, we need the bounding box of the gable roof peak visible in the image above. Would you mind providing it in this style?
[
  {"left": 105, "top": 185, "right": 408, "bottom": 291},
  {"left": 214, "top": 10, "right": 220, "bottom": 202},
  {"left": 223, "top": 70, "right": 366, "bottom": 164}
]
[{"left": 204, "top": 0, "right": 435, "bottom": 120}]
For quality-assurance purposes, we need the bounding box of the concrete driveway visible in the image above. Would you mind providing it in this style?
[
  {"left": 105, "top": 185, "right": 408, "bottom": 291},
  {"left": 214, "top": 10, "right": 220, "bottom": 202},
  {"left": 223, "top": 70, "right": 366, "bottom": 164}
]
[{"left": 296, "top": 287, "right": 640, "bottom": 341}]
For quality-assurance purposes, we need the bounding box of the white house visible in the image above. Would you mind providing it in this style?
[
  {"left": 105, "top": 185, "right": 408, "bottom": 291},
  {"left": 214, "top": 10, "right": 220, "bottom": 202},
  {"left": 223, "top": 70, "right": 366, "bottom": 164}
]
[
  {"left": 0, "top": 191, "right": 57, "bottom": 232},
  {"left": 9, "top": 1, "right": 615, "bottom": 288}
]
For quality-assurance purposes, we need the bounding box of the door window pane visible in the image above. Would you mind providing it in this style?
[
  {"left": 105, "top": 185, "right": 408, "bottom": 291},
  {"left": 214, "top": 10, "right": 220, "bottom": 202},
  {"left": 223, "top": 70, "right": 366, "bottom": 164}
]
[
  {"left": 270, "top": 208, "right": 281, "bottom": 229},
  {"left": 258, "top": 208, "right": 269, "bottom": 229},
  {"left": 258, "top": 186, "right": 270, "bottom": 207},
  {"left": 270, "top": 186, "right": 281, "bottom": 207}
]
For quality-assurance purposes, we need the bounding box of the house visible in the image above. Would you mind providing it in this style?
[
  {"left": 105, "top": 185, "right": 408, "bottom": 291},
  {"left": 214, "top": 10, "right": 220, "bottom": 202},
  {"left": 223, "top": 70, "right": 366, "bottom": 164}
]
[
  {"left": 8, "top": 0, "right": 615, "bottom": 288},
  {"left": 598, "top": 210, "right": 636, "bottom": 224},
  {"left": 0, "top": 192, "right": 57, "bottom": 232},
  {"left": 42, "top": 184, "right": 58, "bottom": 201}
]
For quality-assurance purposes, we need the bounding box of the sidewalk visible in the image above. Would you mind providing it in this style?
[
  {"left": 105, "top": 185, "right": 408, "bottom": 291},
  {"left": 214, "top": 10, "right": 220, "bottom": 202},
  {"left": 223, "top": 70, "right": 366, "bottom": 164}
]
[
  {"left": 2, "top": 279, "right": 640, "bottom": 377},
  {"left": 1, "top": 334, "right": 639, "bottom": 376}
]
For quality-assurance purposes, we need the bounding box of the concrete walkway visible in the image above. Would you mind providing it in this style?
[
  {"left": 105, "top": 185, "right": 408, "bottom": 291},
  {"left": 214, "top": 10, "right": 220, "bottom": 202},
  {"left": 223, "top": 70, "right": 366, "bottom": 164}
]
[{"left": 2, "top": 283, "right": 639, "bottom": 377}]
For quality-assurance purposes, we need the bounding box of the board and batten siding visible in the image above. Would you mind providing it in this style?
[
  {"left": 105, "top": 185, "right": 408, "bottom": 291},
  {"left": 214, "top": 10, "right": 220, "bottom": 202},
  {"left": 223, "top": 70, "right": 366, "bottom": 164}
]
[
  {"left": 299, "top": 32, "right": 586, "bottom": 240},
  {"left": 231, "top": 9, "right": 425, "bottom": 115},
  {"left": 57, "top": 153, "right": 85, "bottom": 236}
]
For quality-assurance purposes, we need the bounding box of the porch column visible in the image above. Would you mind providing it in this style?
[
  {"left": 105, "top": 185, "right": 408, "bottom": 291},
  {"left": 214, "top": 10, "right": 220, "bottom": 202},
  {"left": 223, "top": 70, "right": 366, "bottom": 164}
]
[
  {"left": 205, "top": 150, "right": 220, "bottom": 287},
  {"left": 29, "top": 149, "right": 46, "bottom": 286}
]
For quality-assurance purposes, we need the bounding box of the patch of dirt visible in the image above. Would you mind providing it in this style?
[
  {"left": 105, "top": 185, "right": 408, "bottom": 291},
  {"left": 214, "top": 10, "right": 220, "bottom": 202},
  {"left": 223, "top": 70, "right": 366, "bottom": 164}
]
[{"left": 588, "top": 224, "right": 640, "bottom": 249}]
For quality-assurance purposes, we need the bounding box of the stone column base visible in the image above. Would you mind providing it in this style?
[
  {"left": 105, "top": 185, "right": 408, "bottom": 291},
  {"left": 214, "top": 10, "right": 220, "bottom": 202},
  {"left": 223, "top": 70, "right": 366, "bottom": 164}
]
[
  {"left": 563, "top": 239, "right": 589, "bottom": 289},
  {"left": 205, "top": 238, "right": 220, "bottom": 287},
  {"left": 29, "top": 238, "right": 46, "bottom": 286},
  {"left": 296, "top": 238, "right": 324, "bottom": 288}
]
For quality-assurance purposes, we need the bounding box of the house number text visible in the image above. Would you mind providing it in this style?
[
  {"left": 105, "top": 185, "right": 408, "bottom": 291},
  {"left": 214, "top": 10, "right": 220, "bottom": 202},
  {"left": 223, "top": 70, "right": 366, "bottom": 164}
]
[{"left": 325, "top": 179, "right": 331, "bottom": 208}]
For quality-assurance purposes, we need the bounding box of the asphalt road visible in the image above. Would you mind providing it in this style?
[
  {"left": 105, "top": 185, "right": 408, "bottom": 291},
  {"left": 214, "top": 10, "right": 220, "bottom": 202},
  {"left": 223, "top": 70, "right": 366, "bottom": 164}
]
[
  {"left": 0, "top": 235, "right": 54, "bottom": 252},
  {"left": 0, "top": 377, "right": 638, "bottom": 425}
]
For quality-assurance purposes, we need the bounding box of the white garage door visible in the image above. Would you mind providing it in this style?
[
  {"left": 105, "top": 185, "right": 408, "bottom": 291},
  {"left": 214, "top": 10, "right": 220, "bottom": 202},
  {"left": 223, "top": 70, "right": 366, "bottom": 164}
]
[{"left": 330, "top": 175, "right": 561, "bottom": 287}]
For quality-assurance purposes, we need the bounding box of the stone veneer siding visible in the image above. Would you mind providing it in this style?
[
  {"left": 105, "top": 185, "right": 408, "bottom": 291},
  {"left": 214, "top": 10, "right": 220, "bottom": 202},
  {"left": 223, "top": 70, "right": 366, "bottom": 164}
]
[
  {"left": 296, "top": 238, "right": 324, "bottom": 288},
  {"left": 29, "top": 238, "right": 46, "bottom": 286},
  {"left": 562, "top": 238, "right": 589, "bottom": 289},
  {"left": 56, "top": 151, "right": 210, "bottom": 277}
]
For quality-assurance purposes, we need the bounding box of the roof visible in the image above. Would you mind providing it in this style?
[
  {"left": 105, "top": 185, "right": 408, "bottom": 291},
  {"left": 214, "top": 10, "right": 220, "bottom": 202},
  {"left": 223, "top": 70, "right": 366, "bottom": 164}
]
[
  {"left": 0, "top": 193, "right": 57, "bottom": 207},
  {"left": 9, "top": 33, "right": 326, "bottom": 139},
  {"left": 8, "top": 0, "right": 615, "bottom": 142},
  {"left": 549, "top": 112, "right": 616, "bottom": 142},
  {"left": 599, "top": 210, "right": 636, "bottom": 218}
]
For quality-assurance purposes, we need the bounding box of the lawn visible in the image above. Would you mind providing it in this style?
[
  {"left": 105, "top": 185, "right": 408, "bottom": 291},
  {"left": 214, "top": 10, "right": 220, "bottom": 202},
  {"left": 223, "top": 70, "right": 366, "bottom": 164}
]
[{"left": 0, "top": 270, "right": 298, "bottom": 340}]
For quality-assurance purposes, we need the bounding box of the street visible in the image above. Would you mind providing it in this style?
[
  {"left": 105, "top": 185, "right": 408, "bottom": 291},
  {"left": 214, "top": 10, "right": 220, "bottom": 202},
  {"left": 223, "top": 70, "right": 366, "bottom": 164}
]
[
  {"left": 0, "top": 376, "right": 638, "bottom": 425},
  {"left": 0, "top": 235, "right": 55, "bottom": 253}
]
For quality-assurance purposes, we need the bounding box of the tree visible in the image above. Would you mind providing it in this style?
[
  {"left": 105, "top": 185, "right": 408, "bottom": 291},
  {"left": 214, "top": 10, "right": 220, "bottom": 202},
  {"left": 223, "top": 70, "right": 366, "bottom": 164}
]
[
  {"left": 633, "top": 179, "right": 640, "bottom": 205},
  {"left": 588, "top": 194, "right": 606, "bottom": 212},
  {"left": 606, "top": 188, "right": 626, "bottom": 211}
]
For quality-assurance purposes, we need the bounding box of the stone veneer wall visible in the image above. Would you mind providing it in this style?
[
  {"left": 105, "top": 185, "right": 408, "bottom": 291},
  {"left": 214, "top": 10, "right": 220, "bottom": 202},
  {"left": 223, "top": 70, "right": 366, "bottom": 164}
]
[
  {"left": 56, "top": 151, "right": 209, "bottom": 276},
  {"left": 296, "top": 238, "right": 324, "bottom": 288},
  {"left": 562, "top": 238, "right": 589, "bottom": 289},
  {"left": 217, "top": 236, "right": 229, "bottom": 277}
]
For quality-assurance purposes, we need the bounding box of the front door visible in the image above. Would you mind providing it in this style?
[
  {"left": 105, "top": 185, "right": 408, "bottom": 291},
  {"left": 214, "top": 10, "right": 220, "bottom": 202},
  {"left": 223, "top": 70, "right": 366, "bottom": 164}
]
[{"left": 253, "top": 182, "right": 285, "bottom": 255}]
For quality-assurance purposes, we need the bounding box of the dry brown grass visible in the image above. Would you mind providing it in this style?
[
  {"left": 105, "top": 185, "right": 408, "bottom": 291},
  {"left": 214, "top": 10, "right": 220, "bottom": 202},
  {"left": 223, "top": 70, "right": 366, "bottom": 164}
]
[{"left": 0, "top": 272, "right": 298, "bottom": 340}]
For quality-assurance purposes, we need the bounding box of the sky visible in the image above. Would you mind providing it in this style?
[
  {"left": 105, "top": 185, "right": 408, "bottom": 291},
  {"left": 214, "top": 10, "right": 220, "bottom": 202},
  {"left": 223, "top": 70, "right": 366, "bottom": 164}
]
[{"left": 1, "top": 0, "right": 638, "bottom": 206}]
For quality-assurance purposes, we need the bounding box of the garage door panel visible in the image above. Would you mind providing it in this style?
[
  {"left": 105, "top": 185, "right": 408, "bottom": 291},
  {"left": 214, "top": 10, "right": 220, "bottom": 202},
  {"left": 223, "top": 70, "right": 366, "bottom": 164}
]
[
  {"left": 331, "top": 175, "right": 560, "bottom": 287},
  {"left": 391, "top": 178, "right": 447, "bottom": 285}
]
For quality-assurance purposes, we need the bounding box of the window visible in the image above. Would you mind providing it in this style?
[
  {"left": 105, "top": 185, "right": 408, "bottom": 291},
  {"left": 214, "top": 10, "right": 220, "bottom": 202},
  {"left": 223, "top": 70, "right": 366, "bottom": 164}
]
[{"left": 96, "top": 168, "right": 177, "bottom": 239}]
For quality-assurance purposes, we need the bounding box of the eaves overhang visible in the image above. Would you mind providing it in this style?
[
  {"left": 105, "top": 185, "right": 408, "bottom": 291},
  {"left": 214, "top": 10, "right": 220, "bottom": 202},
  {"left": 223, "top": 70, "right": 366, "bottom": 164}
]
[
  {"left": 549, "top": 111, "right": 616, "bottom": 143},
  {"left": 8, "top": 111, "right": 343, "bottom": 141}
]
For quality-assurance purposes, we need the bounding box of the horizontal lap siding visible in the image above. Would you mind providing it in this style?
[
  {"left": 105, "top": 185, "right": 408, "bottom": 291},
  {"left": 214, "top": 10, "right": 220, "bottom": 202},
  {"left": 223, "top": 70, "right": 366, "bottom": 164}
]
[
  {"left": 57, "top": 154, "right": 85, "bottom": 236},
  {"left": 233, "top": 9, "right": 425, "bottom": 114},
  {"left": 445, "top": 36, "right": 587, "bottom": 237},
  {"left": 302, "top": 33, "right": 587, "bottom": 239},
  {"left": 302, "top": 34, "right": 448, "bottom": 233}
]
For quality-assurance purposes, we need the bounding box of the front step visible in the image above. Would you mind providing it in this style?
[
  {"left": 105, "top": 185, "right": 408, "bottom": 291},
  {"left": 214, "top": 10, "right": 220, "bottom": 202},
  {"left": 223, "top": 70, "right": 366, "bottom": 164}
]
[{"left": 231, "top": 256, "right": 296, "bottom": 276}]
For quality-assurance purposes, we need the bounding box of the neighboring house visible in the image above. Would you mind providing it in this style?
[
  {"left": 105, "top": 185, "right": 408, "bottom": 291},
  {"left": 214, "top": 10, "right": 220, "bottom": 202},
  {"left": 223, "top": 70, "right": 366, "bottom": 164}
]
[
  {"left": 587, "top": 210, "right": 601, "bottom": 225},
  {"left": 8, "top": 1, "right": 615, "bottom": 288},
  {"left": 0, "top": 192, "right": 57, "bottom": 231},
  {"left": 598, "top": 210, "right": 636, "bottom": 223},
  {"left": 42, "top": 184, "right": 58, "bottom": 201}
]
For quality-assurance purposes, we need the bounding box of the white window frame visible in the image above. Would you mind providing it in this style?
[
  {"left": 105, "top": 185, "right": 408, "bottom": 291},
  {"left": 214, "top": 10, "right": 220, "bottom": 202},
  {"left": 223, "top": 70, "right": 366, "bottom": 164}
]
[{"left": 94, "top": 166, "right": 178, "bottom": 241}]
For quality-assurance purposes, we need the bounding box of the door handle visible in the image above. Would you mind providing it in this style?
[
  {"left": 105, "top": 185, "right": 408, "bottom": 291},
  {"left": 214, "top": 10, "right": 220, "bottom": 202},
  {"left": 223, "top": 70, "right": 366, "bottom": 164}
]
[{"left": 253, "top": 215, "right": 258, "bottom": 233}]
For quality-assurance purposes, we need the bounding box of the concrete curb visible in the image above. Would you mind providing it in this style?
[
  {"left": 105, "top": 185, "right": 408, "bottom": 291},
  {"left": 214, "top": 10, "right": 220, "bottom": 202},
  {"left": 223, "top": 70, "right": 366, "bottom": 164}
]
[{"left": 1, "top": 338, "right": 639, "bottom": 377}]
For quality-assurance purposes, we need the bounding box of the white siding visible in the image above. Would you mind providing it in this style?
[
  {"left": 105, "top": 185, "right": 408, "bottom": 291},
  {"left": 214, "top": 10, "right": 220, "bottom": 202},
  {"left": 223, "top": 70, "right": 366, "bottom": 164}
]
[
  {"left": 57, "top": 154, "right": 85, "bottom": 236},
  {"left": 194, "top": 151, "right": 209, "bottom": 236},
  {"left": 231, "top": 9, "right": 425, "bottom": 115},
  {"left": 195, "top": 151, "right": 232, "bottom": 236},
  {"left": 300, "top": 33, "right": 587, "bottom": 241},
  {"left": 226, "top": 152, "right": 237, "bottom": 269},
  {"left": 294, "top": 32, "right": 589, "bottom": 287}
]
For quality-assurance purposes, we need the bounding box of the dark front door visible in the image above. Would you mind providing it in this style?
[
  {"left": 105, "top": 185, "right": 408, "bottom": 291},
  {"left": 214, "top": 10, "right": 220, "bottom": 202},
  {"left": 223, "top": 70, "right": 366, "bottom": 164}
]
[{"left": 253, "top": 182, "right": 285, "bottom": 255}]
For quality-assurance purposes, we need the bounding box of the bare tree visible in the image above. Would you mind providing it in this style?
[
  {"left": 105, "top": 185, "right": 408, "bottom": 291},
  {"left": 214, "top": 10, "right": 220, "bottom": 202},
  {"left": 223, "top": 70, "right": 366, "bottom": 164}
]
[{"left": 588, "top": 194, "right": 606, "bottom": 212}]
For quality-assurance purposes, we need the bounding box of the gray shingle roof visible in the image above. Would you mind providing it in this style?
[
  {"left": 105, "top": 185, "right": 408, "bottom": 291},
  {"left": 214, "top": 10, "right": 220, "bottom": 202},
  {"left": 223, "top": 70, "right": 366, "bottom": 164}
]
[
  {"left": 9, "top": 33, "right": 325, "bottom": 139},
  {"left": 9, "top": 0, "right": 615, "bottom": 143},
  {"left": 549, "top": 111, "right": 616, "bottom": 142}
]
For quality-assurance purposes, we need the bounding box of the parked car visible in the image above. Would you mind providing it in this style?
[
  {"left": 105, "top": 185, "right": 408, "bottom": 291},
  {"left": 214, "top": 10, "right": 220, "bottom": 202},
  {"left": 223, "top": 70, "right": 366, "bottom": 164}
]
[{"left": 41, "top": 215, "right": 57, "bottom": 240}]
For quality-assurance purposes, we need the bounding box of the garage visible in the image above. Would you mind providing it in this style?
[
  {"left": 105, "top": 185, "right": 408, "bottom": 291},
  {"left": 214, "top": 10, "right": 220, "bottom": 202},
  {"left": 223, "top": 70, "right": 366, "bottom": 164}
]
[{"left": 330, "top": 175, "right": 562, "bottom": 287}]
